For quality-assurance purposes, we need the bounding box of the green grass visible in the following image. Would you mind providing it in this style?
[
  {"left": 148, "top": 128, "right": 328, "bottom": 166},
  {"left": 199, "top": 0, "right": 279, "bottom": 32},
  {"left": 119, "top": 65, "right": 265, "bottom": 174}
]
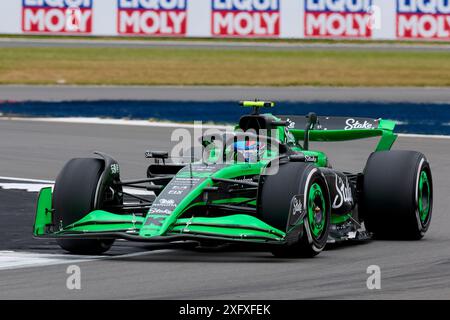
[{"left": 0, "top": 47, "right": 449, "bottom": 86}]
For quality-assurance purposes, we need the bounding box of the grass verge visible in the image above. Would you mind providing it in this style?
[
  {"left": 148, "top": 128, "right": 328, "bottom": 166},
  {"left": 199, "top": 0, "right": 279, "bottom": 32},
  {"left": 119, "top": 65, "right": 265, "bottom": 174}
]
[{"left": 0, "top": 47, "right": 449, "bottom": 86}]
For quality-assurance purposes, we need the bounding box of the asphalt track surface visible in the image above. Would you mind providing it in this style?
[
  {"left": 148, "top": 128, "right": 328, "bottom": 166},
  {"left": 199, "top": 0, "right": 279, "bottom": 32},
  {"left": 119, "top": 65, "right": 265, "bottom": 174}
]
[
  {"left": 0, "top": 118, "right": 450, "bottom": 299},
  {"left": 1, "top": 38, "right": 450, "bottom": 52},
  {"left": 2, "top": 85, "right": 450, "bottom": 103}
]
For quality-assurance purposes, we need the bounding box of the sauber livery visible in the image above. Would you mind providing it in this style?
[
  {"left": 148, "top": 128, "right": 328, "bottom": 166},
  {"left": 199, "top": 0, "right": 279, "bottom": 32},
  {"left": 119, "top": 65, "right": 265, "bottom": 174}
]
[{"left": 33, "top": 101, "right": 434, "bottom": 258}]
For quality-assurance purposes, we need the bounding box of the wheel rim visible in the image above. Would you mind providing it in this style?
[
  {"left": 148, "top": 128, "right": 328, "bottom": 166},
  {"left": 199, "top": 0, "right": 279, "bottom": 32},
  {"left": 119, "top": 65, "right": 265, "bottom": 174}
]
[
  {"left": 418, "top": 170, "right": 431, "bottom": 223},
  {"left": 308, "top": 183, "right": 326, "bottom": 238}
]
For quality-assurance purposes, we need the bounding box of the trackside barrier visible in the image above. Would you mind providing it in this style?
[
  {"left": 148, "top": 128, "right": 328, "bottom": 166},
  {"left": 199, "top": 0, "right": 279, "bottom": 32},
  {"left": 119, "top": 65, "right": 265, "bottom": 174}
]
[{"left": 0, "top": 0, "right": 448, "bottom": 41}]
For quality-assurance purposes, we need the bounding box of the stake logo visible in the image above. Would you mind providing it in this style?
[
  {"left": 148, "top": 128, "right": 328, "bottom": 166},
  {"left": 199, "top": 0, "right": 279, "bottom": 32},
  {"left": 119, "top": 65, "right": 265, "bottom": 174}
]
[
  {"left": 212, "top": 0, "right": 280, "bottom": 37},
  {"left": 22, "top": 0, "right": 93, "bottom": 34},
  {"left": 397, "top": 0, "right": 450, "bottom": 40},
  {"left": 304, "top": 0, "right": 373, "bottom": 38},
  {"left": 118, "top": 0, "right": 187, "bottom": 36}
]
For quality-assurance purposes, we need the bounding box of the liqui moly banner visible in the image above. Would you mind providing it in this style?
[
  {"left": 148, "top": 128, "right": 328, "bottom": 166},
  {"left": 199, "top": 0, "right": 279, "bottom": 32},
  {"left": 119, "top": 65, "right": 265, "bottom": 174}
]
[
  {"left": 118, "top": 0, "right": 187, "bottom": 36},
  {"left": 304, "top": 0, "right": 373, "bottom": 38},
  {"left": 0, "top": 0, "right": 448, "bottom": 40},
  {"left": 212, "top": 0, "right": 280, "bottom": 37},
  {"left": 397, "top": 0, "right": 450, "bottom": 40},
  {"left": 22, "top": 0, "right": 93, "bottom": 34}
]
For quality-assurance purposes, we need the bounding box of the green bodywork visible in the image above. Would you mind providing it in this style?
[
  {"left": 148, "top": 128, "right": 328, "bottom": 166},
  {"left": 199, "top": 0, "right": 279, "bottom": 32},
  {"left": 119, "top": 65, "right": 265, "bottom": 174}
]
[
  {"left": 418, "top": 170, "right": 431, "bottom": 223},
  {"left": 33, "top": 187, "right": 53, "bottom": 236},
  {"left": 288, "top": 118, "right": 397, "bottom": 152},
  {"left": 33, "top": 111, "right": 397, "bottom": 244},
  {"left": 34, "top": 163, "right": 288, "bottom": 243},
  {"left": 308, "top": 183, "right": 326, "bottom": 238}
]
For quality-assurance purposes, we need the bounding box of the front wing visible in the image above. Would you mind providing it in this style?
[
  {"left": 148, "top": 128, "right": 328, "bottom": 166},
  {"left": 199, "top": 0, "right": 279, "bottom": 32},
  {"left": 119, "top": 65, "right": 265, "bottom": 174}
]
[{"left": 33, "top": 187, "right": 287, "bottom": 246}]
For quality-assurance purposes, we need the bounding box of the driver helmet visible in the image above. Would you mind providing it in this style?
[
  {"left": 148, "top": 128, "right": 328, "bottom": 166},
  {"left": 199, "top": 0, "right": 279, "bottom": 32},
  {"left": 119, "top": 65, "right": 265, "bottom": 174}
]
[{"left": 233, "top": 140, "right": 265, "bottom": 163}]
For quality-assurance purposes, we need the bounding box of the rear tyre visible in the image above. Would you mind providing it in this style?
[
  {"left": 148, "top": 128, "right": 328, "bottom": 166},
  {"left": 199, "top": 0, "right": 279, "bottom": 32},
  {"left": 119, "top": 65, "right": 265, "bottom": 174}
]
[
  {"left": 258, "top": 162, "right": 331, "bottom": 258},
  {"left": 361, "top": 151, "right": 433, "bottom": 240},
  {"left": 53, "top": 158, "right": 116, "bottom": 255}
]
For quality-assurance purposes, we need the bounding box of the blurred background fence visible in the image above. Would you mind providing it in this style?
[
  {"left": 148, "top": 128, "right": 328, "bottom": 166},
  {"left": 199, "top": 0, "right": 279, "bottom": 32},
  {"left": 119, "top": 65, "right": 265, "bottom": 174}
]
[{"left": 0, "top": 0, "right": 448, "bottom": 41}]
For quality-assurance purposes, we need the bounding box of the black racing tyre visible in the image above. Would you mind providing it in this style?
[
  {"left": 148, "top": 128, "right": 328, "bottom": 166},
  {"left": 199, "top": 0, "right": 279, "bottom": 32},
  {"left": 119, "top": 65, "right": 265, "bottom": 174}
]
[
  {"left": 56, "top": 238, "right": 115, "bottom": 256},
  {"left": 258, "top": 162, "right": 331, "bottom": 258},
  {"left": 360, "top": 151, "right": 433, "bottom": 240},
  {"left": 53, "top": 158, "right": 115, "bottom": 255}
]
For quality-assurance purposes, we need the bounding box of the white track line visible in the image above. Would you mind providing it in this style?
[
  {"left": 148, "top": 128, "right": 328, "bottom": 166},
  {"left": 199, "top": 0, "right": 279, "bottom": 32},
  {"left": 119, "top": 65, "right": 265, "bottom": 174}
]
[
  {"left": 0, "top": 177, "right": 154, "bottom": 195},
  {"left": 2, "top": 117, "right": 449, "bottom": 139},
  {"left": 0, "top": 176, "right": 157, "bottom": 271},
  {"left": 0, "top": 183, "right": 52, "bottom": 192},
  {"left": 0, "top": 251, "right": 103, "bottom": 271},
  {"left": 398, "top": 133, "right": 450, "bottom": 140},
  {"left": 0, "top": 176, "right": 54, "bottom": 184},
  {"left": 0, "top": 117, "right": 231, "bottom": 130},
  {"left": 0, "top": 250, "right": 165, "bottom": 271}
]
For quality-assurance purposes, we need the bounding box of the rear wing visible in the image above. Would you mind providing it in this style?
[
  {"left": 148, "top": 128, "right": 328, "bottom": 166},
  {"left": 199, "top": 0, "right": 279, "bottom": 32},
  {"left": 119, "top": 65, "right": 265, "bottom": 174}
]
[{"left": 278, "top": 115, "right": 397, "bottom": 151}]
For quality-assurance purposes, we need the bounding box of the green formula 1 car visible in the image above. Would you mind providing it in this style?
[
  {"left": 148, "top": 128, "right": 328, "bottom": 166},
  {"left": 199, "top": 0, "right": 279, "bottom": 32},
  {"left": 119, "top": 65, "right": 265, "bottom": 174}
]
[{"left": 33, "top": 101, "right": 433, "bottom": 258}]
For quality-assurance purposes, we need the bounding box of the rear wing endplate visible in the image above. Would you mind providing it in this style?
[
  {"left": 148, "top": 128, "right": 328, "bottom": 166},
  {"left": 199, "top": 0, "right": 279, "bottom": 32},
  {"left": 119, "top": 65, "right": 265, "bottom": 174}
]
[{"left": 278, "top": 115, "right": 397, "bottom": 151}]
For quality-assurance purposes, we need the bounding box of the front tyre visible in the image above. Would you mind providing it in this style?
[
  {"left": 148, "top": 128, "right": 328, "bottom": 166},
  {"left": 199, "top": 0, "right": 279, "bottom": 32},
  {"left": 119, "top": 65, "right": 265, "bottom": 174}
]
[
  {"left": 258, "top": 162, "right": 331, "bottom": 258},
  {"left": 361, "top": 151, "right": 433, "bottom": 240},
  {"left": 57, "top": 238, "right": 114, "bottom": 255},
  {"left": 53, "top": 158, "right": 119, "bottom": 255}
]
